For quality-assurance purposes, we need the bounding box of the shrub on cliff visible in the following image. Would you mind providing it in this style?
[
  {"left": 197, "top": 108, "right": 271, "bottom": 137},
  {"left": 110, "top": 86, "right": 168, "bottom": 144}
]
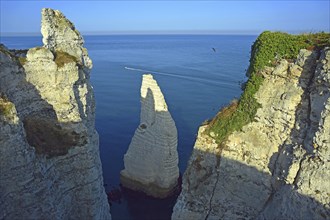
[
  {"left": 207, "top": 31, "right": 330, "bottom": 145},
  {"left": 54, "top": 50, "right": 78, "bottom": 68},
  {"left": 18, "top": 57, "right": 27, "bottom": 66},
  {"left": 0, "top": 95, "right": 14, "bottom": 118}
]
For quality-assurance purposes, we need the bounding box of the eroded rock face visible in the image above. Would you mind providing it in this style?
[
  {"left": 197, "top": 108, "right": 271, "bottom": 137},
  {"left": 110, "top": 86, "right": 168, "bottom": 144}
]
[
  {"left": 120, "top": 74, "right": 179, "bottom": 198},
  {"left": 23, "top": 116, "right": 88, "bottom": 157},
  {"left": 173, "top": 48, "right": 330, "bottom": 219},
  {"left": 41, "top": 8, "right": 92, "bottom": 69},
  {"left": 0, "top": 8, "right": 111, "bottom": 220}
]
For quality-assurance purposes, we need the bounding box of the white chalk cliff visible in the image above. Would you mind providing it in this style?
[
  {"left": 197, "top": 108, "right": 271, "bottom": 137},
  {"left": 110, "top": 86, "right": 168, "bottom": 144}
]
[
  {"left": 0, "top": 8, "right": 111, "bottom": 219},
  {"left": 172, "top": 48, "right": 330, "bottom": 219},
  {"left": 120, "top": 74, "right": 179, "bottom": 198}
]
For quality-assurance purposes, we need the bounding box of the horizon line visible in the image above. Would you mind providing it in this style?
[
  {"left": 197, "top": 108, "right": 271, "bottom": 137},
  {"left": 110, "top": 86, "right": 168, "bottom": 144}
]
[{"left": 2, "top": 29, "right": 328, "bottom": 37}]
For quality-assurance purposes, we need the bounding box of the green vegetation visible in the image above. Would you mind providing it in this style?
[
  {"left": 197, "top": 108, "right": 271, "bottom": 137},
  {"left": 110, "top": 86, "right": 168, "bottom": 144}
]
[
  {"left": 247, "top": 31, "right": 329, "bottom": 75},
  {"left": 54, "top": 50, "right": 77, "bottom": 68},
  {"left": 0, "top": 95, "right": 14, "bottom": 118},
  {"left": 207, "top": 31, "right": 330, "bottom": 145},
  {"left": 0, "top": 44, "right": 13, "bottom": 57},
  {"left": 23, "top": 117, "right": 87, "bottom": 158},
  {"left": 18, "top": 57, "right": 27, "bottom": 66},
  {"left": 34, "top": 47, "right": 44, "bottom": 51},
  {"left": 55, "top": 12, "right": 78, "bottom": 35}
]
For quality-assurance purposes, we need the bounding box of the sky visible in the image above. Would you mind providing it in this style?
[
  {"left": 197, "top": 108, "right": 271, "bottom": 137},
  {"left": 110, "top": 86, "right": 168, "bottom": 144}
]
[{"left": 0, "top": 0, "right": 329, "bottom": 35}]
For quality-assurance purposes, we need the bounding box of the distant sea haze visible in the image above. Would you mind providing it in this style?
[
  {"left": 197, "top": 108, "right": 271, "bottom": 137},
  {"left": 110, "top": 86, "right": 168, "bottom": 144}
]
[
  {"left": 0, "top": 29, "right": 320, "bottom": 36},
  {"left": 1, "top": 34, "right": 256, "bottom": 220}
]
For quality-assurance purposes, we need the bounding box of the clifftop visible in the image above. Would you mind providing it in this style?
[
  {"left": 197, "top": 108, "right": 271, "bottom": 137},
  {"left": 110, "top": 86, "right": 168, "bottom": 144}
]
[{"left": 207, "top": 31, "right": 330, "bottom": 146}]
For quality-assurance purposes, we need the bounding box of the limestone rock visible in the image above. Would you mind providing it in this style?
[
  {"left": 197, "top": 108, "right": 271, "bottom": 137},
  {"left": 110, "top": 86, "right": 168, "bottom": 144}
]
[
  {"left": 120, "top": 74, "right": 179, "bottom": 198},
  {"left": 41, "top": 8, "right": 92, "bottom": 69},
  {"left": 26, "top": 47, "right": 54, "bottom": 60},
  {"left": 296, "top": 49, "right": 316, "bottom": 68},
  {"left": 0, "top": 9, "right": 110, "bottom": 220},
  {"left": 288, "top": 63, "right": 303, "bottom": 78},
  {"left": 173, "top": 48, "right": 330, "bottom": 219},
  {"left": 272, "top": 59, "right": 289, "bottom": 77}
]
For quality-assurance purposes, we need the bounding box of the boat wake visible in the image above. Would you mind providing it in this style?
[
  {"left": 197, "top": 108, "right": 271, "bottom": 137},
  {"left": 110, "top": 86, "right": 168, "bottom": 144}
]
[{"left": 124, "top": 67, "right": 234, "bottom": 87}]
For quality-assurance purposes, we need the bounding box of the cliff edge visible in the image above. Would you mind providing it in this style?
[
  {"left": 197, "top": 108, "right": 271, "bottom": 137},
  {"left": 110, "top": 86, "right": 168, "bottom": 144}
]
[
  {"left": 173, "top": 32, "right": 330, "bottom": 219},
  {"left": 0, "top": 8, "right": 111, "bottom": 219}
]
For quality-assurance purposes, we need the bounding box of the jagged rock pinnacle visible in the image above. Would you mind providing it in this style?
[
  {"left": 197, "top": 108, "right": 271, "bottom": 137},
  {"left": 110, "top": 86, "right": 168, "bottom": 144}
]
[{"left": 41, "top": 8, "right": 92, "bottom": 69}]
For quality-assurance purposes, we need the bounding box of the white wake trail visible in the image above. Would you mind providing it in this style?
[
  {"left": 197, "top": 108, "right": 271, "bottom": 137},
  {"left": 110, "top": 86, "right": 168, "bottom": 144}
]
[{"left": 124, "top": 67, "right": 233, "bottom": 87}]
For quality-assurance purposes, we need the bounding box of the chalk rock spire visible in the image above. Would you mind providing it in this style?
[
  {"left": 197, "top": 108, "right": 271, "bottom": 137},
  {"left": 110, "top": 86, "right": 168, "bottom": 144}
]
[
  {"left": 41, "top": 8, "right": 92, "bottom": 69},
  {"left": 120, "top": 74, "right": 179, "bottom": 198}
]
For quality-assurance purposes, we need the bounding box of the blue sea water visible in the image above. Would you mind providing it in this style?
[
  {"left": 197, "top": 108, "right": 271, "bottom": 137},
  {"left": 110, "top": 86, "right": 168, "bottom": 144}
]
[{"left": 1, "top": 34, "right": 256, "bottom": 220}]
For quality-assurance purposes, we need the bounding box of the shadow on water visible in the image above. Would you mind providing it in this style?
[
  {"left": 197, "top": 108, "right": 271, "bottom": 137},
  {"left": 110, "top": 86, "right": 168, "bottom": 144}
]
[
  {"left": 105, "top": 175, "right": 182, "bottom": 220},
  {"left": 122, "top": 186, "right": 180, "bottom": 220}
]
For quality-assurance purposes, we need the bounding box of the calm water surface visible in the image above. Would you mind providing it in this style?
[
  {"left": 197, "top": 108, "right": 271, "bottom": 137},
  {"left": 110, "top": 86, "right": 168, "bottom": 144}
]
[{"left": 1, "top": 34, "right": 256, "bottom": 220}]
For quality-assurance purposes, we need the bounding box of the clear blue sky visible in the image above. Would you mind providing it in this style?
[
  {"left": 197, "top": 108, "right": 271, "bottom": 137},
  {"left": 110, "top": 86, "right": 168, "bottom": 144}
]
[{"left": 1, "top": 0, "right": 329, "bottom": 35}]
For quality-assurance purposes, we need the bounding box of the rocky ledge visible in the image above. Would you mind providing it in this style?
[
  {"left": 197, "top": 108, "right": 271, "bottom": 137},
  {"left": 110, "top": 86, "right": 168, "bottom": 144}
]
[
  {"left": 0, "top": 8, "right": 111, "bottom": 219},
  {"left": 120, "top": 74, "right": 179, "bottom": 198},
  {"left": 173, "top": 38, "right": 330, "bottom": 219}
]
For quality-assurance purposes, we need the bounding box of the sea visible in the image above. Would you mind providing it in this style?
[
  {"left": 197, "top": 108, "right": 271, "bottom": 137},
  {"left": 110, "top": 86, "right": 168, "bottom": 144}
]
[{"left": 1, "top": 34, "right": 256, "bottom": 220}]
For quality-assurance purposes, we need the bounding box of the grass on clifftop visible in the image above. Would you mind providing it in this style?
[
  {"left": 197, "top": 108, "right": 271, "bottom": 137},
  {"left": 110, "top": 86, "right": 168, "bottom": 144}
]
[
  {"left": 55, "top": 50, "right": 78, "bottom": 68},
  {"left": 206, "top": 31, "right": 330, "bottom": 145}
]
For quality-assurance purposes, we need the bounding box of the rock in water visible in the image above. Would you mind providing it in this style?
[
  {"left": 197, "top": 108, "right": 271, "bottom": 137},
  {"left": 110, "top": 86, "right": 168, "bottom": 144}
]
[
  {"left": 120, "top": 74, "right": 179, "bottom": 198},
  {"left": 0, "top": 9, "right": 111, "bottom": 219}
]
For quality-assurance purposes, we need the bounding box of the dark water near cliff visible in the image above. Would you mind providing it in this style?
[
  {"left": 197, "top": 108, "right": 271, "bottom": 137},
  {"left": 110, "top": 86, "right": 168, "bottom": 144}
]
[{"left": 1, "top": 35, "right": 256, "bottom": 220}]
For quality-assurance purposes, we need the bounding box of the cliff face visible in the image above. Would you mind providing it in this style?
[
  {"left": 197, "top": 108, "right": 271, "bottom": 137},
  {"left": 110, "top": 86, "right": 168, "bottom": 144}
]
[
  {"left": 121, "top": 74, "right": 179, "bottom": 198},
  {"left": 173, "top": 46, "right": 330, "bottom": 219},
  {"left": 0, "top": 8, "right": 111, "bottom": 219}
]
